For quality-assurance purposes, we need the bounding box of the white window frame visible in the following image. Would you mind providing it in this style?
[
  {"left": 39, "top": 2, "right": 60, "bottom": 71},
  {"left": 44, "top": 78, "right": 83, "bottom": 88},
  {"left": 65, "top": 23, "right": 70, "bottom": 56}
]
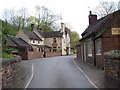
[{"left": 95, "top": 38, "right": 102, "bottom": 55}]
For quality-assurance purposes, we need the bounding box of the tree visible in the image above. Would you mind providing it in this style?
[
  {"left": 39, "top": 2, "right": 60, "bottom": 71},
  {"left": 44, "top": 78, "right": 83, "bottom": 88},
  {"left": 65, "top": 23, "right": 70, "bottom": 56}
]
[
  {"left": 69, "top": 31, "right": 80, "bottom": 53},
  {"left": 2, "top": 7, "right": 28, "bottom": 31},
  {"left": 35, "top": 6, "right": 60, "bottom": 31},
  {"left": 94, "top": 1, "right": 118, "bottom": 18}
]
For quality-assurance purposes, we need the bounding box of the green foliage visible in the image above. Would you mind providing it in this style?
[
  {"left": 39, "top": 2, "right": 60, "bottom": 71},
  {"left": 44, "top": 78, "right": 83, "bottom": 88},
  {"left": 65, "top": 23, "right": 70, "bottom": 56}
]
[
  {"left": 104, "top": 50, "right": 120, "bottom": 57},
  {"left": 2, "top": 52, "right": 16, "bottom": 58},
  {"left": 69, "top": 31, "right": 80, "bottom": 52},
  {"left": 2, "top": 20, "right": 17, "bottom": 36}
]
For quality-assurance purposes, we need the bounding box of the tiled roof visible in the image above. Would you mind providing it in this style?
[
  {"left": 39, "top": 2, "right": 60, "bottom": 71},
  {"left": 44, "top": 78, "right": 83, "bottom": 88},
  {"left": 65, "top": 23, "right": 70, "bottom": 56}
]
[
  {"left": 81, "top": 10, "right": 120, "bottom": 40},
  {"left": 23, "top": 30, "right": 42, "bottom": 41},
  {"left": 7, "top": 35, "right": 30, "bottom": 47},
  {"left": 81, "top": 16, "right": 111, "bottom": 39},
  {"left": 38, "top": 30, "right": 63, "bottom": 38},
  {"left": 7, "top": 36, "right": 17, "bottom": 47},
  {"left": 33, "top": 45, "right": 52, "bottom": 48}
]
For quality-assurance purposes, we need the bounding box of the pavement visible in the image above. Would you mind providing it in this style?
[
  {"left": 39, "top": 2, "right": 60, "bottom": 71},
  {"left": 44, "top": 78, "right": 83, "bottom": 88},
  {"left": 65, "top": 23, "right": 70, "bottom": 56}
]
[
  {"left": 15, "top": 57, "right": 105, "bottom": 88},
  {"left": 74, "top": 58, "right": 105, "bottom": 88}
]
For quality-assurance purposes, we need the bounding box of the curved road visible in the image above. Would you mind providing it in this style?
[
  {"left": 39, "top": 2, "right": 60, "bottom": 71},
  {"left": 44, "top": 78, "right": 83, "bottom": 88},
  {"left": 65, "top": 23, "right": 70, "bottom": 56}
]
[{"left": 28, "top": 55, "right": 95, "bottom": 88}]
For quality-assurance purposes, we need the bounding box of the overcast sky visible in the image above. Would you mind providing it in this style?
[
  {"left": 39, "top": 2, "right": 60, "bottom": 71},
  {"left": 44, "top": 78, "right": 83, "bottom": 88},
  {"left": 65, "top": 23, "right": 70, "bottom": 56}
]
[{"left": 0, "top": 0, "right": 119, "bottom": 37}]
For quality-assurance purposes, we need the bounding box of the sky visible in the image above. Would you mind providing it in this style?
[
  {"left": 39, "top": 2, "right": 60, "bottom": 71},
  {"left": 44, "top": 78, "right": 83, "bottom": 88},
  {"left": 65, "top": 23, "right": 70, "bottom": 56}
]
[{"left": 0, "top": 0, "right": 119, "bottom": 37}]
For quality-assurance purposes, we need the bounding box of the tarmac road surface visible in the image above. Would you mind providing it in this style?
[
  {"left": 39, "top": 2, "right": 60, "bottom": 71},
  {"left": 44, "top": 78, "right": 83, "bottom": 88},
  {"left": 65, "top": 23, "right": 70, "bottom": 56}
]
[{"left": 28, "top": 55, "right": 96, "bottom": 88}]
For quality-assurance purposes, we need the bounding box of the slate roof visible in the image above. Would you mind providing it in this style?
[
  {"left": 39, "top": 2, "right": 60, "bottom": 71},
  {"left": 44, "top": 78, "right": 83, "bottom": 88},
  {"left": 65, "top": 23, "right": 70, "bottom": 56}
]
[
  {"left": 33, "top": 45, "right": 52, "bottom": 48},
  {"left": 7, "top": 36, "right": 17, "bottom": 47},
  {"left": 37, "top": 30, "right": 63, "bottom": 38},
  {"left": 7, "top": 35, "right": 31, "bottom": 47},
  {"left": 81, "top": 15, "right": 111, "bottom": 39},
  {"left": 23, "top": 30, "right": 42, "bottom": 41},
  {"left": 81, "top": 10, "right": 120, "bottom": 40}
]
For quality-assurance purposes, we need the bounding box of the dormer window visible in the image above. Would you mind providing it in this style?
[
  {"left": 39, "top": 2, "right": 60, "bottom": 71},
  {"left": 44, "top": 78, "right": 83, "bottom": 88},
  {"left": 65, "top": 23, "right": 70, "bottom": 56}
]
[{"left": 38, "top": 41, "right": 40, "bottom": 44}]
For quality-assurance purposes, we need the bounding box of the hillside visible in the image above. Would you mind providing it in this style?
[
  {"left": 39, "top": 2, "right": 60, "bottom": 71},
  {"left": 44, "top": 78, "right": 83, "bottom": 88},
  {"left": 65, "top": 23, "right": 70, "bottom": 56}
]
[{"left": 1, "top": 19, "right": 18, "bottom": 36}]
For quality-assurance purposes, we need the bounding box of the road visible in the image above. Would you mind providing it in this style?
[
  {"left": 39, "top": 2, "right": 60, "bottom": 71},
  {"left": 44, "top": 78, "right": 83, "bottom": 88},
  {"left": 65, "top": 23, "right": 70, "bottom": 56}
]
[{"left": 28, "top": 55, "right": 96, "bottom": 88}]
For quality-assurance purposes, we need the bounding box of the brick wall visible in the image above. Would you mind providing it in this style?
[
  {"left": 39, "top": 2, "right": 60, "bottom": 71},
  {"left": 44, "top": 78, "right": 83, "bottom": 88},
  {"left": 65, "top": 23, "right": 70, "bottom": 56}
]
[
  {"left": 27, "top": 51, "right": 43, "bottom": 59},
  {"left": 46, "top": 52, "right": 61, "bottom": 57},
  {"left": 96, "top": 55, "right": 104, "bottom": 69},
  {"left": 76, "top": 46, "right": 81, "bottom": 58},
  {"left": 102, "top": 29, "right": 120, "bottom": 53}
]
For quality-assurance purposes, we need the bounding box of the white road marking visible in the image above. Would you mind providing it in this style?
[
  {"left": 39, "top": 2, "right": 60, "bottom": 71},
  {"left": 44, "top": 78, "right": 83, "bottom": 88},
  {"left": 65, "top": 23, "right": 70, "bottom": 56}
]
[
  {"left": 73, "top": 59, "right": 98, "bottom": 88},
  {"left": 25, "top": 64, "right": 34, "bottom": 88}
]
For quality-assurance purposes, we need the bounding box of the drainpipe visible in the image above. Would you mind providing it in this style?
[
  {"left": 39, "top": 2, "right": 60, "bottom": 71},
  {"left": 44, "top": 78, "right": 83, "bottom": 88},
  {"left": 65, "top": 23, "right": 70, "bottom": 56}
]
[{"left": 93, "top": 38, "right": 96, "bottom": 66}]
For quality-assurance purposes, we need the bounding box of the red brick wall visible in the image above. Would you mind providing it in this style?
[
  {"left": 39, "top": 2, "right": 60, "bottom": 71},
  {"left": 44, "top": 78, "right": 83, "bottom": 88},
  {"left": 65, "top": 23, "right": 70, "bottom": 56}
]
[
  {"left": 96, "top": 55, "right": 104, "bottom": 69},
  {"left": 27, "top": 51, "right": 43, "bottom": 59},
  {"left": 102, "top": 29, "right": 120, "bottom": 53},
  {"left": 76, "top": 46, "right": 81, "bottom": 58},
  {"left": 46, "top": 52, "right": 61, "bottom": 57},
  {"left": 19, "top": 51, "right": 28, "bottom": 60}
]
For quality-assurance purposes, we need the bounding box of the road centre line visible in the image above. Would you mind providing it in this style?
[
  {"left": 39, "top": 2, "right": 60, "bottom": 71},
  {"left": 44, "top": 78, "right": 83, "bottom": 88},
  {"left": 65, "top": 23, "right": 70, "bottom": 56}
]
[{"left": 25, "top": 64, "right": 34, "bottom": 88}]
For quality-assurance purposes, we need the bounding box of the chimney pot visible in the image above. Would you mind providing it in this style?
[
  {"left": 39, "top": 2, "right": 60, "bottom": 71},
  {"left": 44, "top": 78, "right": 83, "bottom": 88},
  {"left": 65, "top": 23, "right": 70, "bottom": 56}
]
[{"left": 90, "top": 11, "right": 92, "bottom": 15}]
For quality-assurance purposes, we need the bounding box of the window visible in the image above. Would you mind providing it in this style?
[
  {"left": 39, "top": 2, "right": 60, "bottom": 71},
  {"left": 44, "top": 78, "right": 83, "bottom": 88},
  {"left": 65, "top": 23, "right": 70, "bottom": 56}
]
[
  {"left": 53, "top": 49, "right": 56, "bottom": 52},
  {"left": 38, "top": 41, "right": 40, "bottom": 44},
  {"left": 33, "top": 40, "right": 35, "bottom": 43},
  {"left": 53, "top": 38, "right": 57, "bottom": 43},
  {"left": 53, "top": 46, "right": 57, "bottom": 52},
  {"left": 29, "top": 47, "right": 33, "bottom": 51},
  {"left": 86, "top": 40, "right": 92, "bottom": 57},
  {"left": 39, "top": 48, "right": 41, "bottom": 52},
  {"left": 95, "top": 39, "right": 101, "bottom": 55}
]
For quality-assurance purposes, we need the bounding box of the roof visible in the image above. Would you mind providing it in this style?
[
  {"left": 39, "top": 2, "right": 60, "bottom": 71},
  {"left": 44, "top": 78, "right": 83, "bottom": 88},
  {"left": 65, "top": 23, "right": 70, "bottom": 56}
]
[
  {"left": 7, "top": 35, "right": 31, "bottom": 47},
  {"left": 23, "top": 30, "right": 42, "bottom": 41},
  {"left": 33, "top": 45, "right": 52, "bottom": 48},
  {"left": 37, "top": 30, "right": 63, "bottom": 38},
  {"left": 7, "top": 36, "right": 17, "bottom": 47},
  {"left": 81, "top": 10, "right": 120, "bottom": 40}
]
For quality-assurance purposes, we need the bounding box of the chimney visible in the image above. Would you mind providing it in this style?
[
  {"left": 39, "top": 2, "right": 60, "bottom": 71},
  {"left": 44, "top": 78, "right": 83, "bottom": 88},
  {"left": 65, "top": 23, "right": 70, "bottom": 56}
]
[
  {"left": 89, "top": 11, "right": 97, "bottom": 25},
  {"left": 31, "top": 23, "right": 35, "bottom": 31},
  {"left": 118, "top": 1, "right": 120, "bottom": 10},
  {"left": 61, "top": 22, "right": 65, "bottom": 32}
]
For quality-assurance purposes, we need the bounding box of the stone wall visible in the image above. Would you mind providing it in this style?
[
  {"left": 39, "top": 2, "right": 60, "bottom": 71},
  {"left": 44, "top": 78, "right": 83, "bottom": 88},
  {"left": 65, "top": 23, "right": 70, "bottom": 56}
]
[
  {"left": 1, "top": 56, "right": 22, "bottom": 88},
  {"left": 104, "top": 56, "right": 120, "bottom": 88}
]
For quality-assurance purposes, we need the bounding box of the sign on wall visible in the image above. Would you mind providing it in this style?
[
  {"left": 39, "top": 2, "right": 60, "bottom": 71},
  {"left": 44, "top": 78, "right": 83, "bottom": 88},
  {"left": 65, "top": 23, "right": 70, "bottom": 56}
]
[{"left": 111, "top": 28, "right": 120, "bottom": 35}]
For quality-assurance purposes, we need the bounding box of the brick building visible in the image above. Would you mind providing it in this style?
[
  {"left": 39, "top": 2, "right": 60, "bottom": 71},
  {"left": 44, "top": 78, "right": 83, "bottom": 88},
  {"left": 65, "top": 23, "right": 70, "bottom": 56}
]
[{"left": 77, "top": 10, "right": 120, "bottom": 69}]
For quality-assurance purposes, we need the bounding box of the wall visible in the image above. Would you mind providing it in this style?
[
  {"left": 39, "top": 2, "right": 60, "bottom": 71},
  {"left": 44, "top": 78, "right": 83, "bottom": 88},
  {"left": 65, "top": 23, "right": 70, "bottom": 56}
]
[
  {"left": 46, "top": 52, "right": 61, "bottom": 57},
  {"left": 44, "top": 38, "right": 62, "bottom": 48},
  {"left": 27, "top": 51, "right": 43, "bottom": 59},
  {"left": 104, "top": 55, "right": 120, "bottom": 88},
  {"left": 2, "top": 56, "right": 22, "bottom": 88}
]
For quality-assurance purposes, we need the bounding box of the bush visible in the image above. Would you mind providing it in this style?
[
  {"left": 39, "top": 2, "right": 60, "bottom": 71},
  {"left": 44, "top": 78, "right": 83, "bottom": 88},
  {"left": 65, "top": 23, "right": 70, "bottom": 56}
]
[
  {"left": 104, "top": 50, "right": 120, "bottom": 58},
  {"left": 2, "top": 52, "right": 16, "bottom": 58}
]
